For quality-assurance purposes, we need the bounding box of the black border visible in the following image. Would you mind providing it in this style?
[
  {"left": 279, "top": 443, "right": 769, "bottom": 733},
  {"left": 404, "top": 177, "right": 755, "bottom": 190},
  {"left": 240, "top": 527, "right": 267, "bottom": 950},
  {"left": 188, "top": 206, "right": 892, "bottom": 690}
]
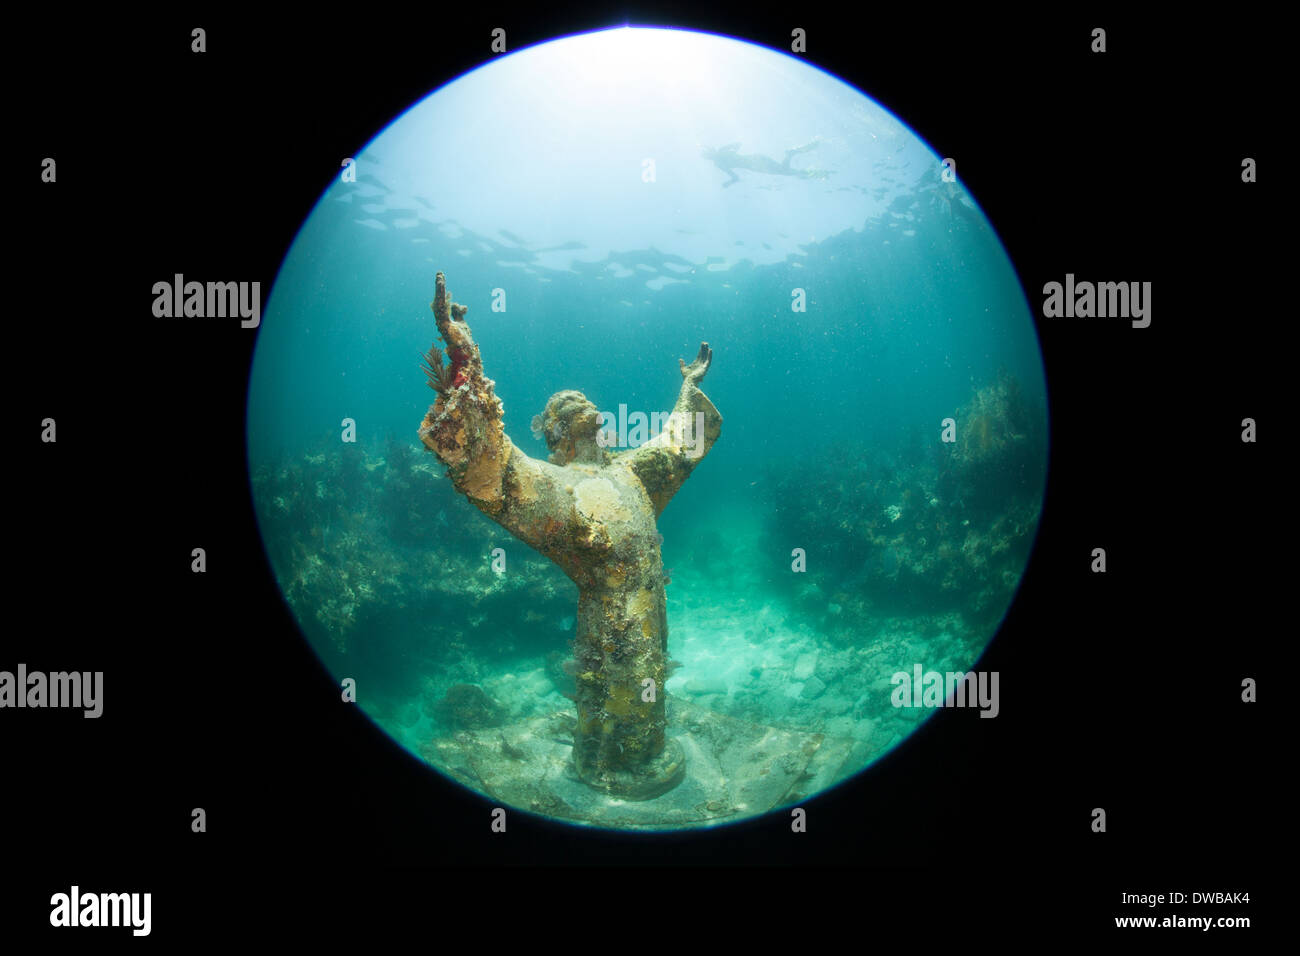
[{"left": 10, "top": 6, "right": 1277, "bottom": 938}]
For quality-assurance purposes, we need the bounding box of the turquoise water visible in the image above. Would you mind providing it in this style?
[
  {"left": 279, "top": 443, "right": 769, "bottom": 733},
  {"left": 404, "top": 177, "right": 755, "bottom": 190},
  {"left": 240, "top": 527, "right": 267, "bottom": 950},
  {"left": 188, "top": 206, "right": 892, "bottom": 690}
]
[{"left": 246, "top": 28, "right": 1047, "bottom": 828}]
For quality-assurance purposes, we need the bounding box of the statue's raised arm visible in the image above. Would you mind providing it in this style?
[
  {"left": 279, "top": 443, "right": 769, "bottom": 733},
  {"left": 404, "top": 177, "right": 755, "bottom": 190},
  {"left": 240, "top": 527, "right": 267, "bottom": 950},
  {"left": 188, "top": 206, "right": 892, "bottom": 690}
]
[
  {"left": 418, "top": 272, "right": 572, "bottom": 558},
  {"left": 624, "top": 342, "right": 722, "bottom": 515}
]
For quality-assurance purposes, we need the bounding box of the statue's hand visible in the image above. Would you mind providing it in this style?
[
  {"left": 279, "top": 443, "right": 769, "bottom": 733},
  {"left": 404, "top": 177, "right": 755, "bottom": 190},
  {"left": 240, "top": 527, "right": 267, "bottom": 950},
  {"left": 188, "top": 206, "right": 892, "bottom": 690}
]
[{"left": 678, "top": 342, "right": 713, "bottom": 385}]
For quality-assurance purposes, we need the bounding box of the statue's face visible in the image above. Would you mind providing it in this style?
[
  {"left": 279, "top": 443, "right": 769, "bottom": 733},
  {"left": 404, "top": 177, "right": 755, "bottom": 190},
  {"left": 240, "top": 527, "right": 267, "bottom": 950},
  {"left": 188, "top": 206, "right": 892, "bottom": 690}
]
[
  {"left": 540, "top": 391, "right": 601, "bottom": 463},
  {"left": 568, "top": 401, "right": 600, "bottom": 439}
]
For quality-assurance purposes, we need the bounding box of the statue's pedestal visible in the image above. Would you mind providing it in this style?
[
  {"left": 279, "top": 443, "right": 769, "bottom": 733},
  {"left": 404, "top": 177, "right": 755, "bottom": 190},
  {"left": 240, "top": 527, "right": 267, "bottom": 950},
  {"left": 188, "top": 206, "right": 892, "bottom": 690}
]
[{"left": 421, "top": 694, "right": 857, "bottom": 829}]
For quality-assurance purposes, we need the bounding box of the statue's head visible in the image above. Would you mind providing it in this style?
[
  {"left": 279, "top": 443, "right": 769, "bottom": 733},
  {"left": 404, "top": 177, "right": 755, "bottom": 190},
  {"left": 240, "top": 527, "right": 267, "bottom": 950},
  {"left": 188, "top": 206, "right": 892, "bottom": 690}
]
[{"left": 533, "top": 390, "right": 605, "bottom": 465}]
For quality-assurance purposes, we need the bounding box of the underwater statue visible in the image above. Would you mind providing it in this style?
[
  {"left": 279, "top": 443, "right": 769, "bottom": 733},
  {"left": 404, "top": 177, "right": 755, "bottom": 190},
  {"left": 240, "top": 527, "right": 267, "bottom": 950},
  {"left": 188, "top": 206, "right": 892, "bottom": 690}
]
[
  {"left": 702, "top": 138, "right": 830, "bottom": 187},
  {"left": 418, "top": 272, "right": 721, "bottom": 799}
]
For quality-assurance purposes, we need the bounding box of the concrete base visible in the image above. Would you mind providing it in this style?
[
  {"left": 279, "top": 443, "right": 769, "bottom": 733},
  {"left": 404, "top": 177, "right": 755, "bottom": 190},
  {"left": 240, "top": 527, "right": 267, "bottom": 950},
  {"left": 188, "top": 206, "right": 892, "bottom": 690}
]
[
  {"left": 576, "top": 737, "right": 687, "bottom": 801},
  {"left": 421, "top": 694, "right": 858, "bottom": 829}
]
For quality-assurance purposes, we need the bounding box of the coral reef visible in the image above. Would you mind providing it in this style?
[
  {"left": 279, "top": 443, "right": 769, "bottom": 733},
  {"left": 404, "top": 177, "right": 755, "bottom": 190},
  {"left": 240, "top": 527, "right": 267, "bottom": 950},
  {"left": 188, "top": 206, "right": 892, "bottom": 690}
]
[
  {"left": 941, "top": 369, "right": 1040, "bottom": 515},
  {"left": 249, "top": 436, "right": 575, "bottom": 695},
  {"left": 430, "top": 683, "right": 506, "bottom": 730},
  {"left": 765, "top": 371, "right": 1045, "bottom": 629}
]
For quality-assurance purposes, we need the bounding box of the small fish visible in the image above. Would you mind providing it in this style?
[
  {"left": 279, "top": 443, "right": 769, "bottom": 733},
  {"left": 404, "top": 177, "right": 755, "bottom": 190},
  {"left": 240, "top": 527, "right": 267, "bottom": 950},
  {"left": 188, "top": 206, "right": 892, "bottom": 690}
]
[{"left": 666, "top": 659, "right": 683, "bottom": 677}]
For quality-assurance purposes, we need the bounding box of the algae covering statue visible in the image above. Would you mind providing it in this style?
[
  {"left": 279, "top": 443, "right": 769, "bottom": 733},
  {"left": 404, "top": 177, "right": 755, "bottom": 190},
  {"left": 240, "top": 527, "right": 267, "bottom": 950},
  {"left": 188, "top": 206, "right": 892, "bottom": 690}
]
[{"left": 418, "top": 272, "right": 721, "bottom": 799}]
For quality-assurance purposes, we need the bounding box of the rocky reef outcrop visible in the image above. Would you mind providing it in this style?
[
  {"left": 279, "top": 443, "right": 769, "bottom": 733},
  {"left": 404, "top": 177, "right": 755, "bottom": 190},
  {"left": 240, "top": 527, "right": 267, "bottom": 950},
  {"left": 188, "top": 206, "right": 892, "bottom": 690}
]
[{"left": 765, "top": 371, "right": 1046, "bottom": 631}]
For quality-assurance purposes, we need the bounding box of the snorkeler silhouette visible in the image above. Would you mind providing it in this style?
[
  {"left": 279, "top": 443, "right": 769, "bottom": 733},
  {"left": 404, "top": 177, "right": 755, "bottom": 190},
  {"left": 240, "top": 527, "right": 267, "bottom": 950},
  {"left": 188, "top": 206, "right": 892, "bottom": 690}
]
[
  {"left": 418, "top": 272, "right": 721, "bottom": 799},
  {"left": 702, "top": 138, "right": 830, "bottom": 187}
]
